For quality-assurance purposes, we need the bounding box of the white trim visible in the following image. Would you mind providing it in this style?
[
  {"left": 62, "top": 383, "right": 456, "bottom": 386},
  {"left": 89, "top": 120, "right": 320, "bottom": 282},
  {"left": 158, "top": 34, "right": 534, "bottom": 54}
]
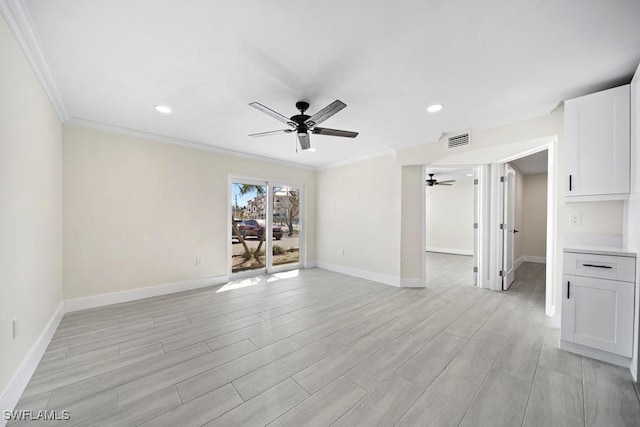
[
  {"left": 514, "top": 256, "right": 524, "bottom": 271},
  {"left": 66, "top": 118, "right": 315, "bottom": 171},
  {"left": 523, "top": 255, "right": 547, "bottom": 264},
  {"left": 0, "top": 302, "right": 64, "bottom": 416},
  {"left": 401, "top": 278, "right": 425, "bottom": 288},
  {"left": 425, "top": 247, "right": 473, "bottom": 256},
  {"left": 566, "top": 193, "right": 629, "bottom": 203},
  {"left": 64, "top": 275, "right": 228, "bottom": 312},
  {"left": 547, "top": 309, "right": 560, "bottom": 327},
  {"left": 0, "top": 0, "right": 68, "bottom": 121},
  {"left": 316, "top": 149, "right": 396, "bottom": 171},
  {"left": 315, "top": 262, "right": 401, "bottom": 287}
]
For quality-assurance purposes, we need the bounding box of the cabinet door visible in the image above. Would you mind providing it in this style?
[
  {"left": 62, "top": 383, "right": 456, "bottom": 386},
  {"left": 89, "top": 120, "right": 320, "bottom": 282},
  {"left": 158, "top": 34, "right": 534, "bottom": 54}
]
[
  {"left": 565, "top": 85, "right": 630, "bottom": 198},
  {"left": 562, "top": 274, "right": 634, "bottom": 357}
]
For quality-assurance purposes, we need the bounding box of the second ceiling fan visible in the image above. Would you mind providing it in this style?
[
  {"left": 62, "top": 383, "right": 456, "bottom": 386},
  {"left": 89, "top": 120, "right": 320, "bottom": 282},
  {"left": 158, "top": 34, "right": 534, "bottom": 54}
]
[
  {"left": 249, "top": 100, "right": 358, "bottom": 151},
  {"left": 426, "top": 173, "right": 456, "bottom": 186}
]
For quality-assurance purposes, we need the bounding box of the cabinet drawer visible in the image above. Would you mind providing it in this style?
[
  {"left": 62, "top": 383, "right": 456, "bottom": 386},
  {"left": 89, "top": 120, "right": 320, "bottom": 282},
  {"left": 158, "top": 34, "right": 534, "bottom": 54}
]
[{"left": 563, "top": 252, "right": 635, "bottom": 282}]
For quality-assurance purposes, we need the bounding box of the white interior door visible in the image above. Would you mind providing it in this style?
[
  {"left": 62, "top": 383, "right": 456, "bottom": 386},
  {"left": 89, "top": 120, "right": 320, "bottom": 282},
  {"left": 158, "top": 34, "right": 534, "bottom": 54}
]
[
  {"left": 502, "top": 164, "right": 516, "bottom": 290},
  {"left": 473, "top": 169, "right": 479, "bottom": 286}
]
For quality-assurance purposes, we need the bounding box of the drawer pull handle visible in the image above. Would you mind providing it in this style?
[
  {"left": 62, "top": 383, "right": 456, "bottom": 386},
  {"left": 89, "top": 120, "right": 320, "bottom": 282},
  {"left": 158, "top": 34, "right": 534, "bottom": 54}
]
[
  {"left": 567, "top": 281, "right": 570, "bottom": 299},
  {"left": 582, "top": 263, "right": 612, "bottom": 269},
  {"left": 569, "top": 175, "right": 572, "bottom": 191}
]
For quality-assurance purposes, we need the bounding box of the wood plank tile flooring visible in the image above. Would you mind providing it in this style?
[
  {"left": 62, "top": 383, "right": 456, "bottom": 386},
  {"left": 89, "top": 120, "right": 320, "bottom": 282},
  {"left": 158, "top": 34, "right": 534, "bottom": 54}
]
[{"left": 10, "top": 259, "right": 640, "bottom": 426}]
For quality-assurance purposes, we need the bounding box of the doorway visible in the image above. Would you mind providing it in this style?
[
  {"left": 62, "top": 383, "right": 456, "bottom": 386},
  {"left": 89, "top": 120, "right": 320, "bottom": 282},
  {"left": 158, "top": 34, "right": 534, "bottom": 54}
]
[
  {"left": 230, "top": 178, "right": 304, "bottom": 277},
  {"left": 424, "top": 166, "right": 482, "bottom": 288},
  {"left": 499, "top": 150, "right": 549, "bottom": 291}
]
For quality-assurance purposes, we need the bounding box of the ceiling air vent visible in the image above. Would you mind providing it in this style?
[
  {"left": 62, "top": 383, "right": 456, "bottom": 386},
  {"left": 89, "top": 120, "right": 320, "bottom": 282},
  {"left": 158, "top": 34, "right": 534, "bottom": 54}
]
[{"left": 448, "top": 132, "right": 471, "bottom": 149}]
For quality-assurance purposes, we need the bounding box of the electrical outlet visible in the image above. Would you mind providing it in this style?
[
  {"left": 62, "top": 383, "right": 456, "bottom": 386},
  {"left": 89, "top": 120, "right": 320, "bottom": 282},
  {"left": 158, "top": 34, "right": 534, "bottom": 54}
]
[
  {"left": 570, "top": 213, "right": 582, "bottom": 226},
  {"left": 12, "top": 318, "right": 18, "bottom": 340},
  {"left": 404, "top": 258, "right": 410, "bottom": 265},
  {"left": 195, "top": 258, "right": 201, "bottom": 266},
  {"left": 340, "top": 249, "right": 344, "bottom": 256}
]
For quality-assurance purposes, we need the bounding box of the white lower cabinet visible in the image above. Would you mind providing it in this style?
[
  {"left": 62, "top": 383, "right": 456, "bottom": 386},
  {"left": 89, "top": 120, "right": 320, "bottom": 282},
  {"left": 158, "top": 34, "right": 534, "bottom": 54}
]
[{"left": 561, "top": 274, "right": 634, "bottom": 357}]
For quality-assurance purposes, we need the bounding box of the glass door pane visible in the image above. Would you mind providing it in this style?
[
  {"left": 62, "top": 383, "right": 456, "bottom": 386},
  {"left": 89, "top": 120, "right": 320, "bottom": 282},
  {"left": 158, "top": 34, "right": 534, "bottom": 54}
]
[
  {"left": 271, "top": 186, "right": 300, "bottom": 269},
  {"left": 231, "top": 182, "right": 267, "bottom": 274}
]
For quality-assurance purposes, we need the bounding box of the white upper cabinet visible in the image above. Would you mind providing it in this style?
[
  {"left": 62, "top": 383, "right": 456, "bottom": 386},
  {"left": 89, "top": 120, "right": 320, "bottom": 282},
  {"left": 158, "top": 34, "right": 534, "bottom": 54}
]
[{"left": 565, "top": 85, "right": 630, "bottom": 201}]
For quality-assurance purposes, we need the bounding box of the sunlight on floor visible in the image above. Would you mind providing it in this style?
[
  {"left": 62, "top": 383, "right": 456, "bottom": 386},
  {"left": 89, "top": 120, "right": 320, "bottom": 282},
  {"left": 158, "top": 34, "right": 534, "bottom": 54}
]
[
  {"left": 217, "top": 270, "right": 300, "bottom": 292},
  {"left": 216, "top": 277, "right": 262, "bottom": 293},
  {"left": 267, "top": 270, "right": 299, "bottom": 282}
]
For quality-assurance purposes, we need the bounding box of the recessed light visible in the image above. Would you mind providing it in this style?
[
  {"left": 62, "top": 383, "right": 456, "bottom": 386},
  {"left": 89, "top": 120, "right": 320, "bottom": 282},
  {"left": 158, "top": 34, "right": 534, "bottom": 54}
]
[
  {"left": 466, "top": 173, "right": 473, "bottom": 177},
  {"left": 426, "top": 103, "right": 443, "bottom": 113},
  {"left": 308, "top": 147, "right": 317, "bottom": 152},
  {"left": 154, "top": 104, "right": 172, "bottom": 114}
]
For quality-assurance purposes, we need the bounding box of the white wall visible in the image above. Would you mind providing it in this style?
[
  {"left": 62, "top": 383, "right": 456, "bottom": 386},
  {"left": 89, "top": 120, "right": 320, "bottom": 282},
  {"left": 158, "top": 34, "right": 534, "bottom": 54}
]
[
  {"left": 523, "top": 173, "right": 548, "bottom": 258},
  {"left": 316, "top": 154, "right": 402, "bottom": 284},
  {"left": 0, "top": 15, "right": 62, "bottom": 401},
  {"left": 425, "top": 176, "right": 474, "bottom": 255},
  {"left": 63, "top": 126, "right": 315, "bottom": 299}
]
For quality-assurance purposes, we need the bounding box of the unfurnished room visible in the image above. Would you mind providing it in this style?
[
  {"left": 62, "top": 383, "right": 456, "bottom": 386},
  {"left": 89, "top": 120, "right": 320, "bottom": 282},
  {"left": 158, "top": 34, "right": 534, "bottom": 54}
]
[{"left": 2, "top": 1, "right": 640, "bottom": 426}]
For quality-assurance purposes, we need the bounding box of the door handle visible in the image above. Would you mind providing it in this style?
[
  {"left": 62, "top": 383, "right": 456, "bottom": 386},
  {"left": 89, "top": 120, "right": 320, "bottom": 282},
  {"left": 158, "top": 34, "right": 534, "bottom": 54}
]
[
  {"left": 582, "top": 263, "right": 612, "bottom": 269},
  {"left": 514, "top": 229, "right": 519, "bottom": 233},
  {"left": 567, "top": 281, "right": 570, "bottom": 299},
  {"left": 569, "top": 174, "right": 572, "bottom": 191}
]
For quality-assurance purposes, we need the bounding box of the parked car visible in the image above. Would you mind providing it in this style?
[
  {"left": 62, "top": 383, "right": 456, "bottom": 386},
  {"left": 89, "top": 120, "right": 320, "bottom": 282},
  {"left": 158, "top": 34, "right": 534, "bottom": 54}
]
[
  {"left": 237, "top": 219, "right": 283, "bottom": 240},
  {"left": 231, "top": 218, "right": 243, "bottom": 240}
]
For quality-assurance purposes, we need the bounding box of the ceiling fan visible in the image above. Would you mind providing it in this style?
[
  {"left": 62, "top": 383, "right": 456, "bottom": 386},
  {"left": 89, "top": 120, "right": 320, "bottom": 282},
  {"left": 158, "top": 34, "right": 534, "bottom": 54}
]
[
  {"left": 426, "top": 173, "right": 456, "bottom": 186},
  {"left": 248, "top": 100, "right": 358, "bottom": 151}
]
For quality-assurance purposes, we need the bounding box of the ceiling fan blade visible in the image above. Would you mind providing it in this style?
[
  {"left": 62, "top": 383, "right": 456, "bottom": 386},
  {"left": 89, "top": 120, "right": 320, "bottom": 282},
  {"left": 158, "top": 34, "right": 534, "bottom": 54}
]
[
  {"left": 249, "top": 129, "right": 294, "bottom": 137},
  {"left": 249, "top": 102, "right": 297, "bottom": 127},
  {"left": 297, "top": 133, "right": 311, "bottom": 150},
  {"left": 435, "top": 183, "right": 454, "bottom": 186},
  {"left": 304, "top": 100, "right": 346, "bottom": 127},
  {"left": 437, "top": 180, "right": 457, "bottom": 184},
  {"left": 312, "top": 127, "right": 359, "bottom": 138}
]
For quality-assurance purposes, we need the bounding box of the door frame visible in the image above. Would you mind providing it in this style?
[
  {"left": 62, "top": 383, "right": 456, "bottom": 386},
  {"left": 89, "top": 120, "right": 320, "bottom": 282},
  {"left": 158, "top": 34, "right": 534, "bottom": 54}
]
[
  {"left": 228, "top": 175, "right": 307, "bottom": 278},
  {"left": 422, "top": 164, "right": 487, "bottom": 288},
  {"left": 501, "top": 163, "right": 516, "bottom": 290},
  {"left": 267, "top": 182, "right": 306, "bottom": 274},
  {"left": 489, "top": 142, "right": 556, "bottom": 316}
]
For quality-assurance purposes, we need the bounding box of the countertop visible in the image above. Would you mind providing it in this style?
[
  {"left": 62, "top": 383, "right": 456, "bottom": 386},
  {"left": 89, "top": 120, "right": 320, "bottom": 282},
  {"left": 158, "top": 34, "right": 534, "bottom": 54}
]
[{"left": 563, "top": 244, "right": 637, "bottom": 257}]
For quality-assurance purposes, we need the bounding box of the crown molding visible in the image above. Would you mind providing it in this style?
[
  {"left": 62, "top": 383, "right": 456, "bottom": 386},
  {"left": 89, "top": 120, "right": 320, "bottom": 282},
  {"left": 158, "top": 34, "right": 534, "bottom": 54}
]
[
  {"left": 0, "top": 0, "right": 69, "bottom": 121},
  {"left": 65, "top": 117, "right": 316, "bottom": 171}
]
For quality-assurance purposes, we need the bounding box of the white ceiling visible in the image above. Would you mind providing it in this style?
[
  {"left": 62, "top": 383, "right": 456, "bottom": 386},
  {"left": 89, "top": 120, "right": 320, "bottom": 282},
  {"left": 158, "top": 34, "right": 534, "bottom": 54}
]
[
  {"left": 510, "top": 150, "right": 548, "bottom": 175},
  {"left": 11, "top": 0, "right": 640, "bottom": 168}
]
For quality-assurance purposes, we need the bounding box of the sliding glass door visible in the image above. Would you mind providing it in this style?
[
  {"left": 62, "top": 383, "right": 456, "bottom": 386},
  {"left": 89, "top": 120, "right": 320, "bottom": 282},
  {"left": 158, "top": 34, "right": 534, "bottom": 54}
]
[
  {"left": 271, "top": 186, "right": 301, "bottom": 271},
  {"left": 230, "top": 180, "right": 304, "bottom": 276}
]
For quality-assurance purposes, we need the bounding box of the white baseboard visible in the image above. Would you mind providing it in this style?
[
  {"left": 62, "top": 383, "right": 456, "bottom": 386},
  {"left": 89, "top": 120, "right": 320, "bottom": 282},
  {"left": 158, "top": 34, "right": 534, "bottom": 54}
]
[
  {"left": 523, "top": 255, "right": 546, "bottom": 264},
  {"left": 401, "top": 278, "right": 425, "bottom": 288},
  {"left": 515, "top": 256, "right": 524, "bottom": 270},
  {"left": 315, "top": 262, "right": 401, "bottom": 287},
  {"left": 65, "top": 275, "right": 229, "bottom": 312},
  {"left": 425, "top": 247, "right": 473, "bottom": 256},
  {"left": 0, "top": 302, "right": 64, "bottom": 416}
]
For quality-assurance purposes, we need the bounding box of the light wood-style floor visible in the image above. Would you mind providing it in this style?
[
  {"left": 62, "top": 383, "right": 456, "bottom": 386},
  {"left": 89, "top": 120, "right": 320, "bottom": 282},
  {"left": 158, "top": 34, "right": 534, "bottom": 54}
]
[{"left": 11, "top": 260, "right": 640, "bottom": 426}]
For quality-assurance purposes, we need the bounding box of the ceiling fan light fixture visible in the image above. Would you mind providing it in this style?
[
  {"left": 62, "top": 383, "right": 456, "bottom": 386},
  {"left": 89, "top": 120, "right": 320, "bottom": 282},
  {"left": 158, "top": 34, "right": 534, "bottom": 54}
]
[
  {"left": 154, "top": 104, "right": 172, "bottom": 114},
  {"left": 426, "top": 103, "right": 443, "bottom": 113},
  {"left": 308, "top": 147, "right": 317, "bottom": 152}
]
